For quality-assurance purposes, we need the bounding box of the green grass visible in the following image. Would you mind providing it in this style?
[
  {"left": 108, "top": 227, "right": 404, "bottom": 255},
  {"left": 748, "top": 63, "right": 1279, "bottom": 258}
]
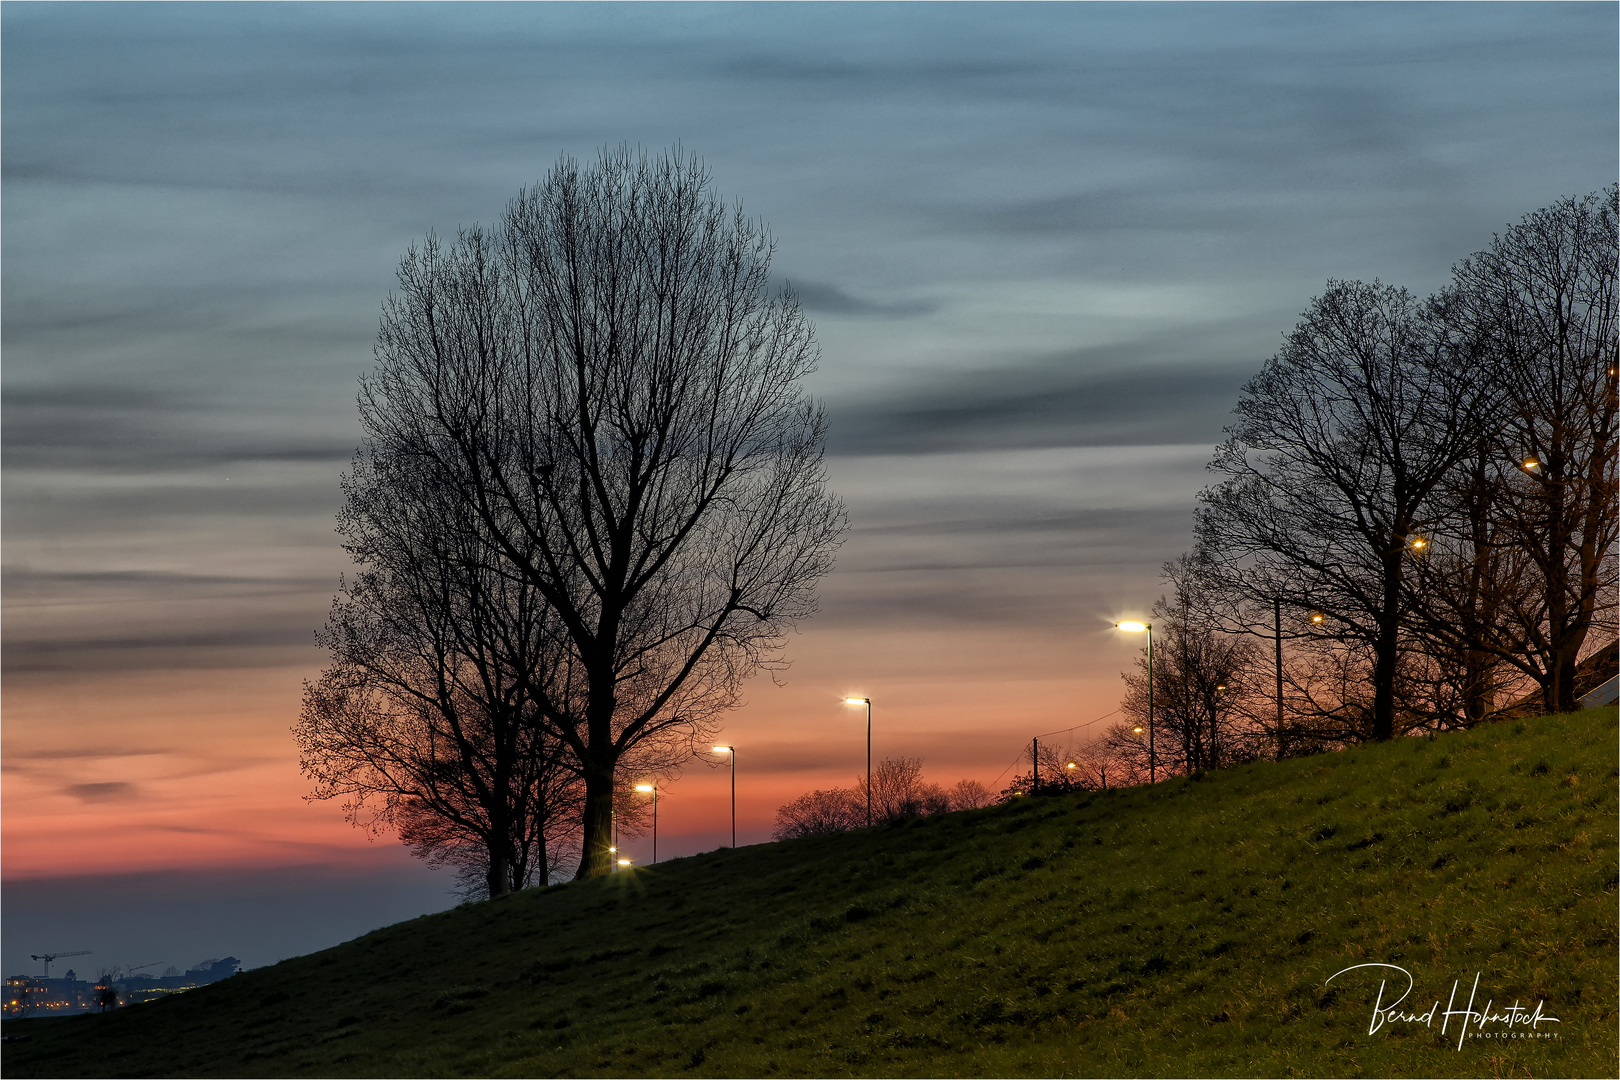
[{"left": 5, "top": 708, "right": 1615, "bottom": 1078}]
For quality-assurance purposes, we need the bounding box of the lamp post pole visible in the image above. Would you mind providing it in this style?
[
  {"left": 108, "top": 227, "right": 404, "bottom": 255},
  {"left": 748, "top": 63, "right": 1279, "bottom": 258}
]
[
  {"left": 845, "top": 698, "right": 872, "bottom": 826},
  {"left": 714, "top": 746, "right": 736, "bottom": 848},
  {"left": 1115, "top": 622, "right": 1154, "bottom": 783},
  {"left": 634, "top": 784, "right": 658, "bottom": 863}
]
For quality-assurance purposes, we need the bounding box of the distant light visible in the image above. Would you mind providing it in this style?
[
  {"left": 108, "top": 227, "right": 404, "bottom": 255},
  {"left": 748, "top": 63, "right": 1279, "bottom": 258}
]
[
  {"left": 1132, "top": 724, "right": 1145, "bottom": 734},
  {"left": 1216, "top": 684, "right": 1227, "bottom": 692},
  {"left": 1065, "top": 761, "right": 1077, "bottom": 770},
  {"left": 608, "top": 846, "right": 617, "bottom": 853},
  {"left": 1410, "top": 537, "right": 1427, "bottom": 550},
  {"left": 634, "top": 784, "right": 655, "bottom": 793},
  {"left": 616, "top": 858, "right": 632, "bottom": 867},
  {"left": 713, "top": 745, "right": 733, "bottom": 753},
  {"left": 844, "top": 697, "right": 869, "bottom": 706},
  {"left": 1523, "top": 458, "right": 1541, "bottom": 470},
  {"left": 1310, "top": 612, "right": 1325, "bottom": 624},
  {"left": 1116, "top": 621, "right": 1149, "bottom": 633}
]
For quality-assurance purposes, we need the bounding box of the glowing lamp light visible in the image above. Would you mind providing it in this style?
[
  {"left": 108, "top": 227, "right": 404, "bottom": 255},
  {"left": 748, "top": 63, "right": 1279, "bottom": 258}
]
[
  {"left": 1132, "top": 724, "right": 1145, "bottom": 734},
  {"left": 1409, "top": 537, "right": 1427, "bottom": 550},
  {"left": 1115, "top": 621, "right": 1149, "bottom": 633},
  {"left": 616, "top": 858, "right": 632, "bottom": 867},
  {"left": 634, "top": 783, "right": 655, "bottom": 793},
  {"left": 844, "top": 697, "right": 869, "bottom": 705},
  {"left": 713, "top": 745, "right": 733, "bottom": 753},
  {"left": 1310, "top": 612, "right": 1325, "bottom": 624},
  {"left": 1065, "top": 761, "right": 1077, "bottom": 770},
  {"left": 1523, "top": 458, "right": 1541, "bottom": 470}
]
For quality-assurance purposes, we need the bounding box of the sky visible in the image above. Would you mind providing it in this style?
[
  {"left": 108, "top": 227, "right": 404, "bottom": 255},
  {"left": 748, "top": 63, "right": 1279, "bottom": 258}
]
[{"left": 4, "top": 1, "right": 1615, "bottom": 977}]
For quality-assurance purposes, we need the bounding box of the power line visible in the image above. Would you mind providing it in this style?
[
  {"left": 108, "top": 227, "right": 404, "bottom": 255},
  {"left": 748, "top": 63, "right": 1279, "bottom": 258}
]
[
  {"left": 988, "top": 708, "right": 1124, "bottom": 788},
  {"left": 1035, "top": 709, "right": 1120, "bottom": 740}
]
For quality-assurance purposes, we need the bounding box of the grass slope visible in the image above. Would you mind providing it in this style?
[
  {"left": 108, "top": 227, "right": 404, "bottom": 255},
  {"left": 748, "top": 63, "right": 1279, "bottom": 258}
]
[{"left": 5, "top": 708, "right": 1615, "bottom": 1078}]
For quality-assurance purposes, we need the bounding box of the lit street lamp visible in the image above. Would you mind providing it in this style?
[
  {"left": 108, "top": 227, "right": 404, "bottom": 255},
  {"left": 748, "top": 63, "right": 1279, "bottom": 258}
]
[
  {"left": 713, "top": 745, "right": 736, "bottom": 848},
  {"left": 844, "top": 697, "right": 872, "bottom": 826},
  {"left": 634, "top": 783, "right": 659, "bottom": 863},
  {"left": 1115, "top": 621, "right": 1155, "bottom": 783}
]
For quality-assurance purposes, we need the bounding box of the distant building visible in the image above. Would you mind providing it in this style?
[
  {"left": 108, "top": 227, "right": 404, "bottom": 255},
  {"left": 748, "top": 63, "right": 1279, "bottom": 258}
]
[{"left": 3, "top": 957, "right": 241, "bottom": 1017}]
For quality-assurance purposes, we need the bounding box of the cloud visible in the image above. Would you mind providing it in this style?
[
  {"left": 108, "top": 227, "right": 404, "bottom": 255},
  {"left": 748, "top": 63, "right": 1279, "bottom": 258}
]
[
  {"left": 64, "top": 781, "right": 137, "bottom": 802},
  {"left": 3, "top": 569, "right": 332, "bottom": 597},
  {"left": 784, "top": 280, "right": 936, "bottom": 319},
  {"left": 828, "top": 355, "right": 1254, "bottom": 455},
  {"left": 4, "top": 626, "right": 318, "bottom": 674},
  {"left": 8, "top": 746, "right": 174, "bottom": 762},
  {"left": 2, "top": 384, "right": 357, "bottom": 472}
]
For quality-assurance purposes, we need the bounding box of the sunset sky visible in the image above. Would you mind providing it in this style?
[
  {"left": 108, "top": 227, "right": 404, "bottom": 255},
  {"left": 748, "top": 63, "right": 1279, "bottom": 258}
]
[{"left": 4, "top": 2, "right": 1614, "bottom": 975}]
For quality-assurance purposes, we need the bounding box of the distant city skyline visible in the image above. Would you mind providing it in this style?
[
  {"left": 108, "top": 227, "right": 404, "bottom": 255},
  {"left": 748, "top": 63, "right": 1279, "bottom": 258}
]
[{"left": 4, "top": 2, "right": 1615, "bottom": 973}]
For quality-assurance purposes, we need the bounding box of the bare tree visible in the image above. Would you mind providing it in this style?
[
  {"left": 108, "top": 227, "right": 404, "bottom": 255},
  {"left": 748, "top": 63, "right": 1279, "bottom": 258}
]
[
  {"left": 296, "top": 452, "right": 580, "bottom": 899},
  {"left": 946, "top": 778, "right": 993, "bottom": 810},
  {"left": 771, "top": 788, "right": 863, "bottom": 839},
  {"left": 855, "top": 756, "right": 941, "bottom": 821},
  {"left": 1197, "top": 281, "right": 1504, "bottom": 740},
  {"left": 1116, "top": 557, "right": 1267, "bottom": 772},
  {"left": 1402, "top": 436, "right": 1536, "bottom": 726},
  {"left": 1064, "top": 741, "right": 1126, "bottom": 792},
  {"left": 1433, "top": 188, "right": 1618, "bottom": 714},
  {"left": 1097, "top": 724, "right": 1152, "bottom": 787},
  {"left": 359, "top": 147, "right": 846, "bottom": 877}
]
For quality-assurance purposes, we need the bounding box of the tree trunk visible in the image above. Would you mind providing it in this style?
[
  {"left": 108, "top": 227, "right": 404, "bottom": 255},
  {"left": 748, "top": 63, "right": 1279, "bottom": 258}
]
[
  {"left": 1461, "top": 647, "right": 1496, "bottom": 725},
  {"left": 1555, "top": 650, "right": 1580, "bottom": 714},
  {"left": 574, "top": 758, "right": 617, "bottom": 879},
  {"left": 1371, "top": 548, "right": 1403, "bottom": 741},
  {"left": 486, "top": 848, "right": 511, "bottom": 899}
]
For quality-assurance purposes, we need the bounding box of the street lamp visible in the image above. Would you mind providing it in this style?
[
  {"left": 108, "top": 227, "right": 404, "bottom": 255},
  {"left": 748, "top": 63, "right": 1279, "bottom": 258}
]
[
  {"left": 1115, "top": 621, "right": 1155, "bottom": 782},
  {"left": 713, "top": 746, "right": 735, "bottom": 848},
  {"left": 634, "top": 783, "right": 658, "bottom": 863},
  {"left": 844, "top": 697, "right": 872, "bottom": 827}
]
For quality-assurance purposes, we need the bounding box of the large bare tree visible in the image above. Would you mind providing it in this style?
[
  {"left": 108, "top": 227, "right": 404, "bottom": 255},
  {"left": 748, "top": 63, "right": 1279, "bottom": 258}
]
[
  {"left": 1196, "top": 281, "right": 1503, "bottom": 741},
  {"left": 360, "top": 147, "right": 846, "bottom": 878},
  {"left": 1436, "top": 188, "right": 1618, "bottom": 713}
]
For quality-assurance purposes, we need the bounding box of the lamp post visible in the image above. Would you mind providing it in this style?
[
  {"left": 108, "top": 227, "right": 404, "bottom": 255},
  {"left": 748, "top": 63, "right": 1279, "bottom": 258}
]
[
  {"left": 844, "top": 697, "right": 872, "bottom": 826},
  {"left": 713, "top": 746, "right": 735, "bottom": 848},
  {"left": 1116, "top": 621, "right": 1154, "bottom": 782},
  {"left": 634, "top": 783, "right": 658, "bottom": 863}
]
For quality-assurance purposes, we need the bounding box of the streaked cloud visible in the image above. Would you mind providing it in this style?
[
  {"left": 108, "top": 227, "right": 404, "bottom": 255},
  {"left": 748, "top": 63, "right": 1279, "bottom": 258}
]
[{"left": 64, "top": 781, "right": 137, "bottom": 803}]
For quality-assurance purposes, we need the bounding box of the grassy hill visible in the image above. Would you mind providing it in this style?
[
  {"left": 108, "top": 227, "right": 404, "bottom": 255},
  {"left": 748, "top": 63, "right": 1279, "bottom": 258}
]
[{"left": 4, "top": 707, "right": 1615, "bottom": 1078}]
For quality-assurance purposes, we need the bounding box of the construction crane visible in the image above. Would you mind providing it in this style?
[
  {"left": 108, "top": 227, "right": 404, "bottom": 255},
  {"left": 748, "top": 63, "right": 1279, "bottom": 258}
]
[
  {"left": 30, "top": 951, "right": 90, "bottom": 979},
  {"left": 117, "top": 961, "right": 167, "bottom": 981}
]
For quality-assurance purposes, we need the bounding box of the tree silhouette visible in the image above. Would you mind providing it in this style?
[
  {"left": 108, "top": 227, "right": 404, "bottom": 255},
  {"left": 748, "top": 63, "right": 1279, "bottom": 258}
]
[
  {"left": 1429, "top": 187, "right": 1618, "bottom": 713},
  {"left": 357, "top": 147, "right": 845, "bottom": 877},
  {"left": 1197, "top": 281, "right": 1503, "bottom": 740}
]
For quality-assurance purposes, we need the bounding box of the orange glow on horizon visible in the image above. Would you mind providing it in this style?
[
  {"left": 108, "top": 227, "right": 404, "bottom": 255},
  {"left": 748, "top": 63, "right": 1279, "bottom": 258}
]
[{"left": 5, "top": 623, "right": 1137, "bottom": 880}]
